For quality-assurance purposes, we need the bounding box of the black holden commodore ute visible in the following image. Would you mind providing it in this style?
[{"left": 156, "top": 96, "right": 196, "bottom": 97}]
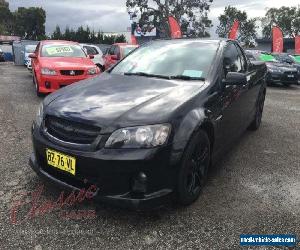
[{"left": 30, "top": 39, "right": 267, "bottom": 209}]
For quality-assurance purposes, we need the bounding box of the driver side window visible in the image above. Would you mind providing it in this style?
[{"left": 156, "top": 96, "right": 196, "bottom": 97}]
[{"left": 223, "top": 43, "right": 243, "bottom": 77}]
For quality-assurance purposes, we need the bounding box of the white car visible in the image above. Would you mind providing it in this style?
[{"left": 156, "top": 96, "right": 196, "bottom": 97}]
[
  {"left": 80, "top": 44, "right": 105, "bottom": 71},
  {"left": 27, "top": 58, "right": 32, "bottom": 73},
  {"left": 24, "top": 44, "right": 37, "bottom": 66}
]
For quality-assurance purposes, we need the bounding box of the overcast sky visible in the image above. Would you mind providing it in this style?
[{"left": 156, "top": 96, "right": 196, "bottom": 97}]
[{"left": 7, "top": 0, "right": 300, "bottom": 37}]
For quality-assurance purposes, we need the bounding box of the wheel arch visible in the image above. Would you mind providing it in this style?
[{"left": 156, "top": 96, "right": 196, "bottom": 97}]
[
  {"left": 199, "top": 121, "right": 215, "bottom": 151},
  {"left": 171, "top": 108, "right": 215, "bottom": 164}
]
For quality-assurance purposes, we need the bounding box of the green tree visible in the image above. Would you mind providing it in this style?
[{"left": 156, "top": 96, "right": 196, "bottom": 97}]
[
  {"left": 51, "top": 25, "right": 62, "bottom": 39},
  {"left": 261, "top": 6, "right": 300, "bottom": 38},
  {"left": 114, "top": 34, "right": 126, "bottom": 43},
  {"left": 50, "top": 26, "right": 126, "bottom": 45},
  {"left": 216, "top": 6, "right": 257, "bottom": 47},
  {"left": 0, "top": 0, "right": 13, "bottom": 35},
  {"left": 13, "top": 7, "right": 46, "bottom": 40},
  {"left": 126, "top": 0, "right": 213, "bottom": 38}
]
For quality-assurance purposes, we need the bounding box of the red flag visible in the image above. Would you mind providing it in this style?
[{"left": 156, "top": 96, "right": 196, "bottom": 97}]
[
  {"left": 295, "top": 35, "right": 300, "bottom": 54},
  {"left": 168, "top": 16, "right": 182, "bottom": 39},
  {"left": 272, "top": 26, "right": 283, "bottom": 53},
  {"left": 131, "top": 35, "right": 137, "bottom": 45},
  {"left": 228, "top": 20, "right": 239, "bottom": 40}
]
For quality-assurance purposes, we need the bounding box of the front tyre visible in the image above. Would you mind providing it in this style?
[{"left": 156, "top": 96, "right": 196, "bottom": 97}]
[
  {"left": 176, "top": 130, "right": 211, "bottom": 206},
  {"left": 33, "top": 72, "right": 43, "bottom": 97}
]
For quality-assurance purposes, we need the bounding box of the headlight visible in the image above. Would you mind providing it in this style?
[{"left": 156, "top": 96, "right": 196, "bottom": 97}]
[
  {"left": 41, "top": 68, "right": 57, "bottom": 75},
  {"left": 105, "top": 124, "right": 171, "bottom": 149},
  {"left": 35, "top": 103, "right": 44, "bottom": 127},
  {"left": 87, "top": 67, "right": 97, "bottom": 75}
]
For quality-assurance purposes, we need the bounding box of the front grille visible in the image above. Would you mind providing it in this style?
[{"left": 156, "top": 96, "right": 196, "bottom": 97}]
[
  {"left": 60, "top": 70, "right": 84, "bottom": 76},
  {"left": 45, "top": 116, "right": 101, "bottom": 144}
]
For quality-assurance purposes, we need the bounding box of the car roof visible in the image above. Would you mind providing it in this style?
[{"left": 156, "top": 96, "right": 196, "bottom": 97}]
[{"left": 40, "top": 40, "right": 79, "bottom": 45}]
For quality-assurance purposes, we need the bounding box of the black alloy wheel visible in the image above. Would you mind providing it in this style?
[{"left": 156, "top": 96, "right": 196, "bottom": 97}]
[{"left": 177, "top": 130, "right": 211, "bottom": 205}]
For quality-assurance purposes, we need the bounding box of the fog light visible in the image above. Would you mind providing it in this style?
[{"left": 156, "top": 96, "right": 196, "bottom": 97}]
[
  {"left": 45, "top": 81, "right": 51, "bottom": 89},
  {"left": 132, "top": 172, "right": 147, "bottom": 194}
]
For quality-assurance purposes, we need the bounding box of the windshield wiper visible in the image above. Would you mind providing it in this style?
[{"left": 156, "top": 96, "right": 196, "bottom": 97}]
[
  {"left": 170, "top": 75, "right": 206, "bottom": 81},
  {"left": 124, "top": 72, "right": 171, "bottom": 79}
]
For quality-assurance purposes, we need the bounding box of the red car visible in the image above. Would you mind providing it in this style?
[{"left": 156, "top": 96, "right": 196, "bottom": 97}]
[
  {"left": 104, "top": 43, "right": 138, "bottom": 70},
  {"left": 30, "top": 40, "right": 100, "bottom": 96}
]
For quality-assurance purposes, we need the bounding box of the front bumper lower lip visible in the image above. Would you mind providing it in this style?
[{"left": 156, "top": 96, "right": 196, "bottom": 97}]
[{"left": 29, "top": 153, "right": 173, "bottom": 210}]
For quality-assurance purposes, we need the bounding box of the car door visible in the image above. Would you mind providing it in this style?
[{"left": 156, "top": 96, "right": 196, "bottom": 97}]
[
  {"left": 235, "top": 44, "right": 260, "bottom": 126},
  {"left": 213, "top": 42, "right": 248, "bottom": 150}
]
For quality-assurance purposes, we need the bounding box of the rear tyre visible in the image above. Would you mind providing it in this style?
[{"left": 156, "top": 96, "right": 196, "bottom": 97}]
[
  {"left": 248, "top": 89, "right": 265, "bottom": 131},
  {"left": 176, "top": 130, "right": 211, "bottom": 206}
]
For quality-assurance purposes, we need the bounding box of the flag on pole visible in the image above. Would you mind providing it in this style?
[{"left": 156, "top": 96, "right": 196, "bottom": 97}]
[
  {"left": 168, "top": 16, "right": 182, "bottom": 39},
  {"left": 272, "top": 26, "right": 284, "bottom": 53},
  {"left": 228, "top": 20, "right": 239, "bottom": 40}
]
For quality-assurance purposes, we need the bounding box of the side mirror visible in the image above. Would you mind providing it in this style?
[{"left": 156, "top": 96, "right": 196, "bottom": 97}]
[
  {"left": 29, "top": 53, "right": 37, "bottom": 59},
  {"left": 224, "top": 72, "right": 247, "bottom": 86},
  {"left": 89, "top": 55, "right": 94, "bottom": 59}
]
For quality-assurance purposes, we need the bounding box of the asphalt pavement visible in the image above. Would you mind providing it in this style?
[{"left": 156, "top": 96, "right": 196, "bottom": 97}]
[{"left": 0, "top": 62, "right": 299, "bottom": 249}]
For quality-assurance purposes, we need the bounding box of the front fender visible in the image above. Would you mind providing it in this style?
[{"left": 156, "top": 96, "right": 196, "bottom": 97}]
[{"left": 170, "top": 108, "right": 212, "bottom": 165}]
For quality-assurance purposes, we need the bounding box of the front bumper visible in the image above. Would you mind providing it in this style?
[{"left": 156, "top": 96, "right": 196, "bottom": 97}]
[
  {"left": 266, "top": 71, "right": 298, "bottom": 84},
  {"left": 38, "top": 74, "right": 99, "bottom": 94},
  {"left": 30, "top": 125, "right": 177, "bottom": 210}
]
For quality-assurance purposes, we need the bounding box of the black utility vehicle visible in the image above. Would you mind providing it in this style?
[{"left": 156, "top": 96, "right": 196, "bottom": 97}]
[
  {"left": 30, "top": 39, "right": 267, "bottom": 209},
  {"left": 246, "top": 50, "right": 298, "bottom": 86},
  {"left": 273, "top": 53, "right": 300, "bottom": 84}
]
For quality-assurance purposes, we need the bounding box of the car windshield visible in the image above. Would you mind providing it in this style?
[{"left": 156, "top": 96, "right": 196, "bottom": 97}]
[
  {"left": 111, "top": 40, "right": 219, "bottom": 79},
  {"left": 25, "top": 45, "right": 37, "bottom": 53},
  {"left": 41, "top": 44, "right": 86, "bottom": 58},
  {"left": 122, "top": 46, "right": 137, "bottom": 57}
]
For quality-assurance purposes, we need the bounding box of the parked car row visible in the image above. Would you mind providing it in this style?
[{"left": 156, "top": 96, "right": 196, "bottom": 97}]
[
  {"left": 245, "top": 50, "right": 300, "bottom": 86},
  {"left": 29, "top": 39, "right": 267, "bottom": 209}
]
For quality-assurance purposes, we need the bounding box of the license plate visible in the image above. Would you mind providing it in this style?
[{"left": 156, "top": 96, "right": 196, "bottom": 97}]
[
  {"left": 287, "top": 75, "right": 294, "bottom": 78},
  {"left": 46, "top": 149, "right": 76, "bottom": 175}
]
